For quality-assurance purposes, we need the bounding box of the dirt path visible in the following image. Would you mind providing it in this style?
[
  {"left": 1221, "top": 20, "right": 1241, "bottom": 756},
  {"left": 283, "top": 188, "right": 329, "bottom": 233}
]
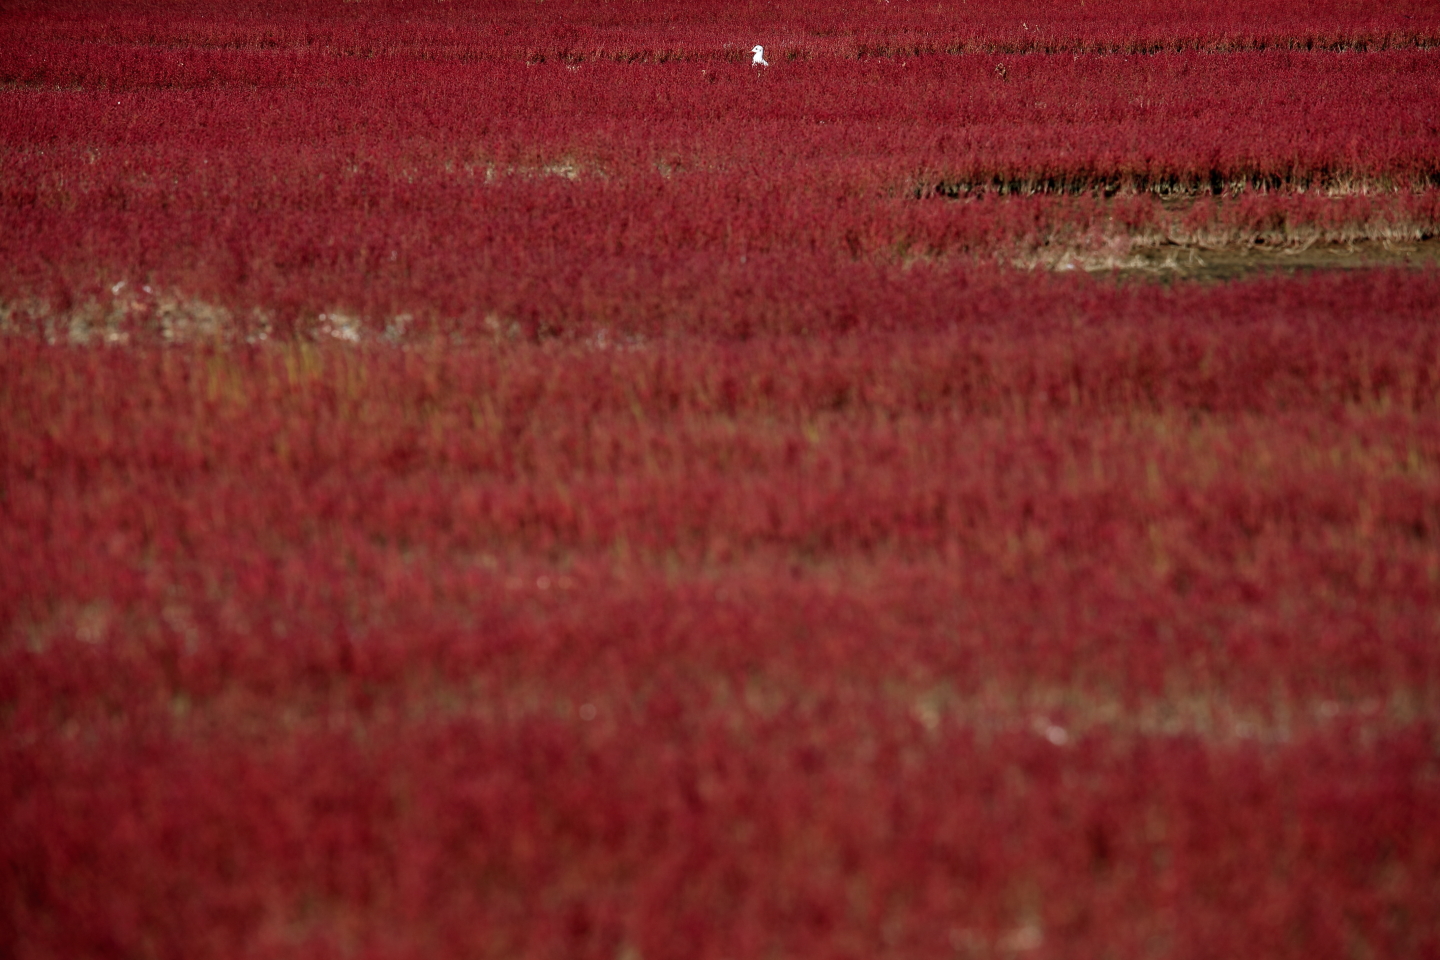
[{"left": 1109, "top": 236, "right": 1440, "bottom": 281}]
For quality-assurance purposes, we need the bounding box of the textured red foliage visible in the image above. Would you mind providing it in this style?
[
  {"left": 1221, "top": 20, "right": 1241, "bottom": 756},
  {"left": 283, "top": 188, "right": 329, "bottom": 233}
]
[
  {"left": 6, "top": 277, "right": 1440, "bottom": 957},
  {"left": 6, "top": 0, "right": 1439, "bottom": 62},
  {"left": 5, "top": 4, "right": 1440, "bottom": 331},
  {"left": 3, "top": 3, "right": 1440, "bottom": 959}
]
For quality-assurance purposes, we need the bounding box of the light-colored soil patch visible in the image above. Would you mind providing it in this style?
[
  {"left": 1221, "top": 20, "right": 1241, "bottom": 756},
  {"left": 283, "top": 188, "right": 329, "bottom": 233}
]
[{"left": 1045, "top": 236, "right": 1440, "bottom": 281}]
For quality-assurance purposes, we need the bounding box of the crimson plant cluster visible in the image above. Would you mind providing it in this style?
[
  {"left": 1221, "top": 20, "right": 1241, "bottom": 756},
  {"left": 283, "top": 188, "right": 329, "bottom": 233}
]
[
  {"left": 6, "top": 29, "right": 1440, "bottom": 332},
  {"left": 3, "top": 2, "right": 1440, "bottom": 959}
]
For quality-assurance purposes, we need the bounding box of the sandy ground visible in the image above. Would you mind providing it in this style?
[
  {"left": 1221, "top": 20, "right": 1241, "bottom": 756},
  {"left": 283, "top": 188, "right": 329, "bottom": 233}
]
[{"left": 1110, "top": 236, "right": 1440, "bottom": 281}]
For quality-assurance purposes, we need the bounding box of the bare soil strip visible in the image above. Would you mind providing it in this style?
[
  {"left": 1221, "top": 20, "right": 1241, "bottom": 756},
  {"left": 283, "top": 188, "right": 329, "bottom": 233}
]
[{"left": 1047, "top": 236, "right": 1440, "bottom": 281}]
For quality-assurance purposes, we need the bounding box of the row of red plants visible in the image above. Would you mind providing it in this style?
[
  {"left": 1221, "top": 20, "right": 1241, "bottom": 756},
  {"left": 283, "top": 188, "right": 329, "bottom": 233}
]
[
  {"left": 7, "top": 43, "right": 1440, "bottom": 330},
  {"left": 6, "top": 704, "right": 1435, "bottom": 959},
  {"left": 8, "top": 0, "right": 1438, "bottom": 62},
  {"left": 10, "top": 269, "right": 1440, "bottom": 692},
  {"left": 10, "top": 48, "right": 1438, "bottom": 184},
  {"left": 6, "top": 275, "right": 1440, "bottom": 954}
]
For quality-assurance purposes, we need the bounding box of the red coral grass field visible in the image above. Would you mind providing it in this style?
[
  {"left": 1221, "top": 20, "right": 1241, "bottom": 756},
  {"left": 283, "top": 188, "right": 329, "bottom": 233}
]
[{"left": 3, "top": 2, "right": 1440, "bottom": 959}]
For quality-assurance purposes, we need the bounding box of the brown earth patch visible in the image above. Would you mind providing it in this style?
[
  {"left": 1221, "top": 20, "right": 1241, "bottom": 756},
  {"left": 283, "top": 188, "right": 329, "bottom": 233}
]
[{"left": 1080, "top": 236, "right": 1440, "bottom": 281}]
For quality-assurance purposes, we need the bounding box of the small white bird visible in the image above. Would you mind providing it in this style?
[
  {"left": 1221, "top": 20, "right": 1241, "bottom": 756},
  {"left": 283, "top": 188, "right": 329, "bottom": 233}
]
[{"left": 752, "top": 44, "right": 769, "bottom": 67}]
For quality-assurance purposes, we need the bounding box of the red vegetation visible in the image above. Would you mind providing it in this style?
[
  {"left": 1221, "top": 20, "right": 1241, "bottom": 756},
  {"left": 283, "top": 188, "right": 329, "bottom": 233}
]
[
  {"left": 5, "top": 5, "right": 1440, "bottom": 329},
  {"left": 3, "top": 3, "right": 1440, "bottom": 959}
]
